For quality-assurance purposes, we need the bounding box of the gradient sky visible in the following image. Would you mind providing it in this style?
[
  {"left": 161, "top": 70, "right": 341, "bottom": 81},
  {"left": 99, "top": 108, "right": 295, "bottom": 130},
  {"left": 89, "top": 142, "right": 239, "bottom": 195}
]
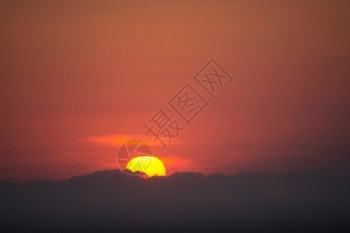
[{"left": 1, "top": 0, "right": 349, "bottom": 180}]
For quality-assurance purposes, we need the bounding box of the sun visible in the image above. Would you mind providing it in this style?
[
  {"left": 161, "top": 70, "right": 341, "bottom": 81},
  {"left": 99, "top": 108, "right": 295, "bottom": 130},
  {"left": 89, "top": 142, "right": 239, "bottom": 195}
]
[{"left": 126, "top": 156, "right": 166, "bottom": 177}]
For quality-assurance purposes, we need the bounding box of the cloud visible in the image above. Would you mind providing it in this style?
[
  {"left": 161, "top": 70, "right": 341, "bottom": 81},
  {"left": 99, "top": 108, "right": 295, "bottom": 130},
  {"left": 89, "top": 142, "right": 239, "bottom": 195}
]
[
  {"left": 2, "top": 169, "right": 350, "bottom": 232},
  {"left": 86, "top": 134, "right": 184, "bottom": 147}
]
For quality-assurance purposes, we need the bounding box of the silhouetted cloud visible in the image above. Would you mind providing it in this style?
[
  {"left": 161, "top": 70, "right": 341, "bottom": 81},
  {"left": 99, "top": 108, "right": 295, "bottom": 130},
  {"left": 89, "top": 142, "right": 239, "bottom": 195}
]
[{"left": 1, "top": 169, "right": 350, "bottom": 232}]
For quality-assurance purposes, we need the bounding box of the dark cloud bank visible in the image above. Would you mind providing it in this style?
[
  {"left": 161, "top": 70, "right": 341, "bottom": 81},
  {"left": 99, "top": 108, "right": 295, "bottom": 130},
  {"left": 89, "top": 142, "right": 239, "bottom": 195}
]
[{"left": 1, "top": 169, "right": 350, "bottom": 233}]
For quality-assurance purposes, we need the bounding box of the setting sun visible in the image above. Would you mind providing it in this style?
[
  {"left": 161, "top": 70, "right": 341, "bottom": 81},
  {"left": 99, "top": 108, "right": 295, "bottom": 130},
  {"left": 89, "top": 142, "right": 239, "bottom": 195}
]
[{"left": 126, "top": 156, "right": 166, "bottom": 177}]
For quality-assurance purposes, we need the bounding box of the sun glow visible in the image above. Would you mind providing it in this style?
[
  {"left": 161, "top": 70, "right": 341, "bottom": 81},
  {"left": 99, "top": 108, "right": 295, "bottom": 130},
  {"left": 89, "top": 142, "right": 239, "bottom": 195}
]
[{"left": 126, "top": 156, "right": 166, "bottom": 177}]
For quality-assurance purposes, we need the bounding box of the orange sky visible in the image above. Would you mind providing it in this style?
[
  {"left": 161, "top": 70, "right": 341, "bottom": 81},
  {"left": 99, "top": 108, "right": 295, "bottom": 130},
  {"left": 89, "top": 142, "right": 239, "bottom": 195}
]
[{"left": 1, "top": 0, "right": 350, "bottom": 180}]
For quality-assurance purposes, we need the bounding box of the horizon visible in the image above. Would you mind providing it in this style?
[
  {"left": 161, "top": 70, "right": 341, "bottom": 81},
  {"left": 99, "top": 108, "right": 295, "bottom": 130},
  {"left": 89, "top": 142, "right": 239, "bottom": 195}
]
[{"left": 2, "top": 167, "right": 347, "bottom": 183}]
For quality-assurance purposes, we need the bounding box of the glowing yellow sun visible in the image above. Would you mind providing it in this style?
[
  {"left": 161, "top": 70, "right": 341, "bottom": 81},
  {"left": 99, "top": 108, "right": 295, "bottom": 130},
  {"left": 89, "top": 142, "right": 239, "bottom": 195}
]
[{"left": 126, "top": 156, "right": 166, "bottom": 177}]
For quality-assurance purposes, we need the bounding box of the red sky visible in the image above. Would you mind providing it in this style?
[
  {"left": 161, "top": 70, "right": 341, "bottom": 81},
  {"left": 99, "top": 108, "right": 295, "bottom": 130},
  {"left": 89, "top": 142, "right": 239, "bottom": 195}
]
[{"left": 1, "top": 0, "right": 350, "bottom": 180}]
